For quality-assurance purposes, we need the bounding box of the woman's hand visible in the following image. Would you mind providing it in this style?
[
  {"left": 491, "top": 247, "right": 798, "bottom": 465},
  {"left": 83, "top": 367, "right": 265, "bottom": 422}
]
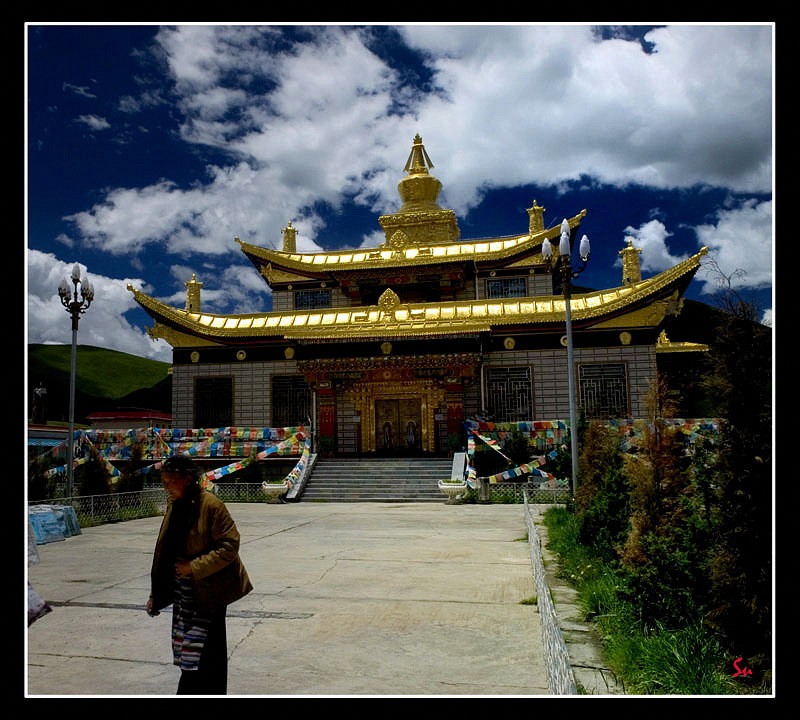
[{"left": 146, "top": 596, "right": 160, "bottom": 617}]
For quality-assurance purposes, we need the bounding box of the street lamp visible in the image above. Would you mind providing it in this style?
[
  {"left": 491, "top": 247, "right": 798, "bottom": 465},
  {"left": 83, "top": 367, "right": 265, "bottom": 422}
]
[
  {"left": 58, "top": 263, "right": 94, "bottom": 500},
  {"left": 541, "top": 219, "right": 590, "bottom": 497}
]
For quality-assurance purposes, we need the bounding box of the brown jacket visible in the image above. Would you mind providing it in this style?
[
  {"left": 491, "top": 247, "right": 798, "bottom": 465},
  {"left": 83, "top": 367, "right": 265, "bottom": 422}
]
[{"left": 150, "top": 489, "right": 253, "bottom": 613}]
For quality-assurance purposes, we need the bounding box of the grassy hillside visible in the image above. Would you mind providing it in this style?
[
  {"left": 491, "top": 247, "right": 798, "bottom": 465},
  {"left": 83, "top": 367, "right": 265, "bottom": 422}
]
[{"left": 27, "top": 344, "right": 172, "bottom": 424}]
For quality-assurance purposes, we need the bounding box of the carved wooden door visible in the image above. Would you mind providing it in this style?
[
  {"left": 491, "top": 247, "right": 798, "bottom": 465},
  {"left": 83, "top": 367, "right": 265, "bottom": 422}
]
[{"left": 375, "top": 398, "right": 421, "bottom": 452}]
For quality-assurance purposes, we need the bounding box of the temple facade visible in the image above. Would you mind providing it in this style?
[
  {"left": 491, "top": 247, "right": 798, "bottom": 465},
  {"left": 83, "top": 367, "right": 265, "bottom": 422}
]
[{"left": 130, "top": 135, "right": 707, "bottom": 457}]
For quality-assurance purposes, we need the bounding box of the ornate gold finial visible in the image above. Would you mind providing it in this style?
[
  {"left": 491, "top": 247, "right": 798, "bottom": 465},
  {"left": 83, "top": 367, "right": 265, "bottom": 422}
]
[
  {"left": 404, "top": 133, "right": 434, "bottom": 175},
  {"left": 185, "top": 273, "right": 202, "bottom": 313},
  {"left": 657, "top": 329, "right": 669, "bottom": 344},
  {"left": 527, "top": 200, "right": 546, "bottom": 234},
  {"left": 378, "top": 134, "right": 459, "bottom": 246},
  {"left": 282, "top": 221, "right": 297, "bottom": 253},
  {"left": 619, "top": 238, "right": 642, "bottom": 285},
  {"left": 378, "top": 288, "right": 401, "bottom": 318}
]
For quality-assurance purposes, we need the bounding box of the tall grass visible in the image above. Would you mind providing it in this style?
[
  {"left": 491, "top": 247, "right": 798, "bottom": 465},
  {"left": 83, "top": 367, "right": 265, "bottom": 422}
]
[{"left": 543, "top": 506, "right": 742, "bottom": 695}]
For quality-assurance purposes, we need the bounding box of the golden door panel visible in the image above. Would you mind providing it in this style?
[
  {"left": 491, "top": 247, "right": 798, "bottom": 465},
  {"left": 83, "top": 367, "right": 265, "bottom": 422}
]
[{"left": 375, "top": 399, "right": 421, "bottom": 452}]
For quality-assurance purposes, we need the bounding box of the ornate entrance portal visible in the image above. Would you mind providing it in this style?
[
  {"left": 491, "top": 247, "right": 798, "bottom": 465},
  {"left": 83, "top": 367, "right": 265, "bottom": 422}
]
[
  {"left": 300, "top": 352, "right": 480, "bottom": 455},
  {"left": 346, "top": 377, "right": 446, "bottom": 454},
  {"left": 375, "top": 398, "right": 422, "bottom": 452}
]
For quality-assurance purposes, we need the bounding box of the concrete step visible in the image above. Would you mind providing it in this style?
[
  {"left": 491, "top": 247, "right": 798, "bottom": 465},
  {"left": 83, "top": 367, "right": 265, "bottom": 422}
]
[{"left": 299, "top": 457, "right": 454, "bottom": 502}]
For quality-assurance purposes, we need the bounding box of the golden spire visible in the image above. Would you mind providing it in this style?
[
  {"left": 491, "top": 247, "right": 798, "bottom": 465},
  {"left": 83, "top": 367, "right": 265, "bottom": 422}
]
[
  {"left": 404, "top": 133, "right": 435, "bottom": 175},
  {"left": 378, "top": 134, "right": 460, "bottom": 246},
  {"left": 282, "top": 221, "right": 297, "bottom": 253},
  {"left": 527, "top": 200, "right": 546, "bottom": 234},
  {"left": 619, "top": 238, "right": 642, "bottom": 285},
  {"left": 397, "top": 134, "right": 443, "bottom": 212},
  {"left": 185, "top": 273, "right": 202, "bottom": 313}
]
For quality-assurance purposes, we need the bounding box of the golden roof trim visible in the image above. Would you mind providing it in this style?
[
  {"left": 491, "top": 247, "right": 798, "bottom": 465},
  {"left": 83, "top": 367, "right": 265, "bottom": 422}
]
[
  {"left": 236, "top": 211, "right": 587, "bottom": 273},
  {"left": 128, "top": 250, "right": 705, "bottom": 343},
  {"left": 655, "top": 329, "right": 709, "bottom": 353},
  {"left": 655, "top": 341, "right": 710, "bottom": 354}
]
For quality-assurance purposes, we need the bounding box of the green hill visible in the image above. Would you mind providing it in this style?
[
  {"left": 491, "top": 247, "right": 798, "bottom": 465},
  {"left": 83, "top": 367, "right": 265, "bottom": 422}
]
[{"left": 27, "top": 344, "right": 172, "bottom": 425}]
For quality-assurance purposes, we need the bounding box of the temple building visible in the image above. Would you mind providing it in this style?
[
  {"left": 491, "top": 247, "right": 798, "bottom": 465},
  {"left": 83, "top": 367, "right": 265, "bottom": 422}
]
[{"left": 129, "top": 134, "right": 708, "bottom": 457}]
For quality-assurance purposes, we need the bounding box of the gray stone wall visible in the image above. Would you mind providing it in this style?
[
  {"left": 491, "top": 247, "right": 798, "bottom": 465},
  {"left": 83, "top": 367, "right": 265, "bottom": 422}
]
[
  {"left": 171, "top": 358, "right": 299, "bottom": 428},
  {"left": 483, "top": 344, "right": 656, "bottom": 420},
  {"left": 171, "top": 344, "right": 656, "bottom": 430}
]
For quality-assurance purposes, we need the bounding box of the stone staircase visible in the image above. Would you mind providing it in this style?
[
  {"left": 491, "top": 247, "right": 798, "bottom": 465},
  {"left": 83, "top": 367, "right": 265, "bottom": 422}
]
[{"left": 297, "top": 456, "right": 453, "bottom": 502}]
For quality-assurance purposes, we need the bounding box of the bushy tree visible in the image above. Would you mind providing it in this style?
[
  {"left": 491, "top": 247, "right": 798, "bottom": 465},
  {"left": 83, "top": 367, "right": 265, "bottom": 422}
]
[
  {"left": 115, "top": 440, "right": 146, "bottom": 493},
  {"left": 574, "top": 421, "right": 629, "bottom": 563},
  {"left": 617, "top": 376, "right": 710, "bottom": 629},
  {"left": 701, "top": 294, "right": 772, "bottom": 675},
  {"left": 28, "top": 456, "right": 59, "bottom": 501},
  {"left": 502, "top": 428, "right": 533, "bottom": 466},
  {"left": 77, "top": 445, "right": 112, "bottom": 496}
]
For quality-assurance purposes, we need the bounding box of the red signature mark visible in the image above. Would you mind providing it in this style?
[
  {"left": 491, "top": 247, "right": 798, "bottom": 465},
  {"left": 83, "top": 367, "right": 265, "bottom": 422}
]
[{"left": 732, "top": 657, "right": 752, "bottom": 678}]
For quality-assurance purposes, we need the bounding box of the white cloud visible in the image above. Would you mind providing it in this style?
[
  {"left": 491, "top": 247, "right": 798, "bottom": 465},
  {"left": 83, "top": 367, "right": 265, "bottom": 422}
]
[
  {"left": 26, "top": 250, "right": 173, "bottom": 362},
  {"left": 75, "top": 114, "right": 110, "bottom": 131},
  {"left": 397, "top": 24, "right": 772, "bottom": 210},
  {"left": 621, "top": 219, "right": 688, "bottom": 274},
  {"left": 63, "top": 81, "right": 96, "bottom": 98},
  {"left": 693, "top": 199, "right": 773, "bottom": 295},
  {"left": 65, "top": 24, "right": 772, "bottom": 258},
  {"left": 618, "top": 198, "right": 772, "bottom": 297}
]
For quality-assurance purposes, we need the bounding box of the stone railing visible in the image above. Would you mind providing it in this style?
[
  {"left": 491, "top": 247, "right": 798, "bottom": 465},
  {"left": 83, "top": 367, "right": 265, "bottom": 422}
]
[{"left": 523, "top": 492, "right": 578, "bottom": 695}]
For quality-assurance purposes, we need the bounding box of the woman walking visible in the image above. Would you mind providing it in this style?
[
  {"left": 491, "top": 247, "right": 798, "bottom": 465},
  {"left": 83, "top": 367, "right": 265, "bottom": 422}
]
[{"left": 146, "top": 454, "right": 253, "bottom": 695}]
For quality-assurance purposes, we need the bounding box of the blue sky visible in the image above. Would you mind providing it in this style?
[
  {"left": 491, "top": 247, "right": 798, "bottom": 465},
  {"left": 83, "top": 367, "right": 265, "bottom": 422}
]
[{"left": 25, "top": 23, "right": 774, "bottom": 363}]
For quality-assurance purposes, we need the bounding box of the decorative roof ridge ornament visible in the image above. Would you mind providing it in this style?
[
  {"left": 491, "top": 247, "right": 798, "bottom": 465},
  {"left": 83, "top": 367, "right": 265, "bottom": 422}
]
[
  {"left": 282, "top": 221, "right": 297, "bottom": 253},
  {"left": 527, "top": 200, "right": 546, "bottom": 235},
  {"left": 378, "top": 287, "right": 402, "bottom": 319}
]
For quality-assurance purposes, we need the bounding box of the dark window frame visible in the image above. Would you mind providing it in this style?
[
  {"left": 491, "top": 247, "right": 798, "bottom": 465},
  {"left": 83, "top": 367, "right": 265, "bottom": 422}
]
[
  {"left": 294, "top": 289, "right": 332, "bottom": 310},
  {"left": 194, "top": 376, "right": 234, "bottom": 428},
  {"left": 485, "top": 365, "right": 534, "bottom": 422},
  {"left": 486, "top": 276, "right": 528, "bottom": 299},
  {"left": 578, "top": 362, "right": 630, "bottom": 419},
  {"left": 272, "top": 375, "right": 312, "bottom": 427}
]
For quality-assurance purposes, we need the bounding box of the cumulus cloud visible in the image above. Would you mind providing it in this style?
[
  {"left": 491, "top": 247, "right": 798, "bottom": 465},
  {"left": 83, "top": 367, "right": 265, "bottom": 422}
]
[
  {"left": 694, "top": 199, "right": 773, "bottom": 294},
  {"left": 65, "top": 24, "right": 772, "bottom": 254},
  {"left": 621, "top": 218, "right": 689, "bottom": 274},
  {"left": 26, "top": 249, "right": 173, "bottom": 362}
]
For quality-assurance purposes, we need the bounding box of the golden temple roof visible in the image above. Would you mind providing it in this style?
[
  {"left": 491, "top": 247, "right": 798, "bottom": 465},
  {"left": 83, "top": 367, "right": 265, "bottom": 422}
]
[
  {"left": 129, "top": 248, "right": 707, "bottom": 346},
  {"left": 237, "top": 213, "right": 587, "bottom": 278}
]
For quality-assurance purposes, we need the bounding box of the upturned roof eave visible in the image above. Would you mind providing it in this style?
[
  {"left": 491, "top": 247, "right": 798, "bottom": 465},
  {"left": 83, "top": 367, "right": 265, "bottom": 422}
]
[
  {"left": 236, "top": 210, "right": 587, "bottom": 280},
  {"left": 128, "top": 248, "right": 705, "bottom": 346}
]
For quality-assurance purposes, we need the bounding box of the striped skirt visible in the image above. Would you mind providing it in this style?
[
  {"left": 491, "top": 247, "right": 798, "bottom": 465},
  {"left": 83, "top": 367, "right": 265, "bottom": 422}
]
[{"left": 171, "top": 576, "right": 212, "bottom": 671}]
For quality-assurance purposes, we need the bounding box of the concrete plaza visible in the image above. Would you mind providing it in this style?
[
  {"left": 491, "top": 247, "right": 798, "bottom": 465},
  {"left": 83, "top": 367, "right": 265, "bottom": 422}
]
[{"left": 26, "top": 502, "right": 551, "bottom": 698}]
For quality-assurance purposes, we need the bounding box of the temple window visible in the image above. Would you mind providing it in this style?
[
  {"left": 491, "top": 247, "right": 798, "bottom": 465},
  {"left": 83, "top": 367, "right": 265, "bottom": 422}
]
[
  {"left": 295, "top": 289, "right": 331, "bottom": 310},
  {"left": 272, "top": 375, "right": 311, "bottom": 427},
  {"left": 194, "top": 377, "right": 233, "bottom": 428},
  {"left": 579, "top": 363, "right": 629, "bottom": 419},
  {"left": 485, "top": 366, "right": 533, "bottom": 422},
  {"left": 486, "top": 276, "right": 527, "bottom": 299}
]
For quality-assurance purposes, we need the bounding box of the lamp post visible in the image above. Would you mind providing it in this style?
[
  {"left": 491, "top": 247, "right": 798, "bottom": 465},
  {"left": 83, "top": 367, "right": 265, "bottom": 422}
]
[
  {"left": 58, "top": 263, "right": 94, "bottom": 500},
  {"left": 541, "top": 219, "right": 590, "bottom": 498}
]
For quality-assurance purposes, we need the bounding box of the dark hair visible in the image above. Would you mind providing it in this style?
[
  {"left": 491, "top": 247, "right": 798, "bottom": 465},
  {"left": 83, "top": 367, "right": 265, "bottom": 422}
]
[{"left": 161, "top": 454, "right": 199, "bottom": 478}]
